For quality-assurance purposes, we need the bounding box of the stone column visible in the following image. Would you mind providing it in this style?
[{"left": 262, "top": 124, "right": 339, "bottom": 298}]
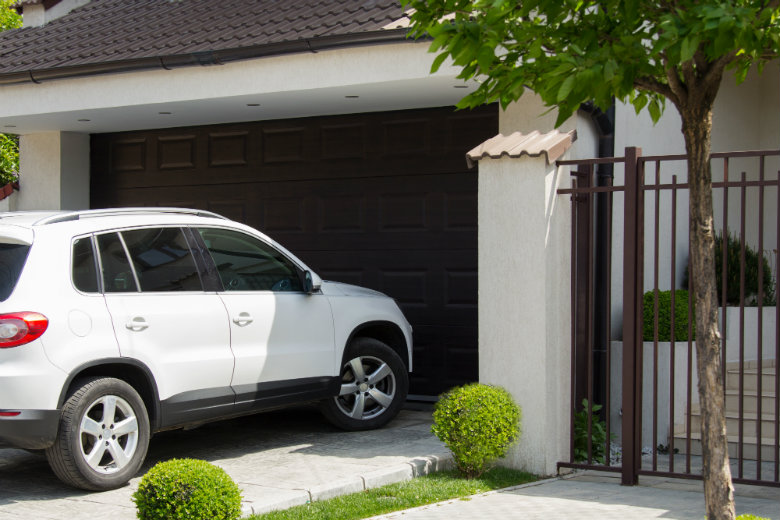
[
  {"left": 474, "top": 137, "right": 573, "bottom": 476},
  {"left": 18, "top": 131, "right": 90, "bottom": 210}
]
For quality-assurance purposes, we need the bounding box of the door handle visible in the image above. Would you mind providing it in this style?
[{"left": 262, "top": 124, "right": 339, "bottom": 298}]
[
  {"left": 125, "top": 316, "right": 148, "bottom": 332},
  {"left": 232, "top": 312, "right": 253, "bottom": 327}
]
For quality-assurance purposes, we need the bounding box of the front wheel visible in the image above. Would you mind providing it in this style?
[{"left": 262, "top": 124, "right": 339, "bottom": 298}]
[
  {"left": 321, "top": 338, "right": 409, "bottom": 430},
  {"left": 45, "top": 377, "right": 150, "bottom": 490}
]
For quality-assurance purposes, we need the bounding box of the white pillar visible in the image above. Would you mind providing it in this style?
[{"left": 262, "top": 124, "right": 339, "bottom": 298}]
[
  {"left": 18, "top": 132, "right": 90, "bottom": 210},
  {"left": 477, "top": 151, "right": 572, "bottom": 476}
]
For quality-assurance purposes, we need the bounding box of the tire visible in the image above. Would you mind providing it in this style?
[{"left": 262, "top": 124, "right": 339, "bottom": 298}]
[
  {"left": 321, "top": 337, "right": 409, "bottom": 431},
  {"left": 45, "top": 377, "right": 150, "bottom": 491}
]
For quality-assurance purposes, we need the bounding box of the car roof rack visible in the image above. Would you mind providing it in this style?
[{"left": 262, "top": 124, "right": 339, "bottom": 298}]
[{"left": 33, "top": 207, "right": 229, "bottom": 226}]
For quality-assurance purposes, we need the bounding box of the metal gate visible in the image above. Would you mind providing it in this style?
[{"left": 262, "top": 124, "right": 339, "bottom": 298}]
[{"left": 557, "top": 147, "right": 780, "bottom": 487}]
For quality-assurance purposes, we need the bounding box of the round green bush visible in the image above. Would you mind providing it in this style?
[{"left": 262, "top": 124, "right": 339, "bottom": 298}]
[
  {"left": 133, "top": 459, "right": 242, "bottom": 520},
  {"left": 431, "top": 383, "right": 521, "bottom": 478},
  {"left": 642, "top": 289, "right": 694, "bottom": 341}
]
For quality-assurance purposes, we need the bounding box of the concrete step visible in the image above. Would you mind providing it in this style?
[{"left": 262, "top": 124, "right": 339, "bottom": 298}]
[
  {"left": 678, "top": 411, "right": 778, "bottom": 436},
  {"left": 688, "top": 390, "right": 776, "bottom": 415},
  {"left": 672, "top": 432, "right": 778, "bottom": 460},
  {"left": 726, "top": 367, "right": 777, "bottom": 392},
  {"left": 725, "top": 390, "right": 776, "bottom": 414}
]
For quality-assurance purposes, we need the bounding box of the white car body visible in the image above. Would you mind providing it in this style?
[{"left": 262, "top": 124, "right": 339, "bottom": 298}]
[{"left": 0, "top": 208, "right": 412, "bottom": 489}]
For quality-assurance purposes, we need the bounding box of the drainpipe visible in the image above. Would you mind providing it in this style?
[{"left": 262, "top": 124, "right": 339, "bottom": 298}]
[{"left": 580, "top": 100, "right": 615, "bottom": 416}]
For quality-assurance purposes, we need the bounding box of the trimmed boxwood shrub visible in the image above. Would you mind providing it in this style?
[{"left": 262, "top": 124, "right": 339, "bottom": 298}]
[
  {"left": 431, "top": 383, "right": 521, "bottom": 479},
  {"left": 133, "top": 459, "right": 242, "bottom": 520},
  {"left": 683, "top": 231, "right": 775, "bottom": 306},
  {"left": 642, "top": 289, "right": 694, "bottom": 342}
]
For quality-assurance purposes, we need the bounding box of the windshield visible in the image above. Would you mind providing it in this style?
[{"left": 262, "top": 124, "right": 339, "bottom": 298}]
[{"left": 0, "top": 242, "right": 31, "bottom": 301}]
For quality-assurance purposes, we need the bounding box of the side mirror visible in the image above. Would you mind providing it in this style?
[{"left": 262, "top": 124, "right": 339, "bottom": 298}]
[{"left": 303, "top": 270, "right": 321, "bottom": 294}]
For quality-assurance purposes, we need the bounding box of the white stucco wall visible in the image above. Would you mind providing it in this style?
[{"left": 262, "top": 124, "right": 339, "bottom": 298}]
[
  {"left": 18, "top": 132, "right": 89, "bottom": 210},
  {"left": 477, "top": 153, "right": 572, "bottom": 476},
  {"left": 610, "top": 62, "right": 780, "bottom": 339}
]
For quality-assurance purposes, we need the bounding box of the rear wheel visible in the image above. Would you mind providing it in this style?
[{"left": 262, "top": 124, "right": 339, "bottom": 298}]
[
  {"left": 45, "top": 377, "right": 150, "bottom": 490},
  {"left": 321, "top": 338, "right": 408, "bottom": 430}
]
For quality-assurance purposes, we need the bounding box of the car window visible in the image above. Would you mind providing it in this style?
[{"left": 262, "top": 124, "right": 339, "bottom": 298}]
[
  {"left": 121, "top": 228, "right": 203, "bottom": 292},
  {"left": 72, "top": 237, "right": 99, "bottom": 293},
  {"left": 97, "top": 232, "right": 139, "bottom": 293},
  {"left": 197, "top": 227, "right": 302, "bottom": 292},
  {"left": 0, "top": 242, "right": 31, "bottom": 301}
]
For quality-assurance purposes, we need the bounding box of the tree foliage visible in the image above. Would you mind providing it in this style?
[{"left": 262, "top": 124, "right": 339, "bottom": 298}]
[
  {"left": 0, "top": 0, "right": 20, "bottom": 32},
  {"left": 403, "top": 0, "right": 779, "bottom": 126},
  {"left": 402, "top": 2, "right": 779, "bottom": 519}
]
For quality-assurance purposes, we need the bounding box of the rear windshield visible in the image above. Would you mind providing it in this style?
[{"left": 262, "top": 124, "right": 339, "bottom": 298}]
[{"left": 0, "top": 243, "right": 31, "bottom": 301}]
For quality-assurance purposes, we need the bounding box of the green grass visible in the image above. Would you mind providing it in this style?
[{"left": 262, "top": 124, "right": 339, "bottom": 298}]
[{"left": 251, "top": 467, "right": 537, "bottom": 520}]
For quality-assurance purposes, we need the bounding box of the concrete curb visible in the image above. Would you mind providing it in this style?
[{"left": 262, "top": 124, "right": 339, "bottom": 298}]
[{"left": 241, "top": 453, "right": 453, "bottom": 517}]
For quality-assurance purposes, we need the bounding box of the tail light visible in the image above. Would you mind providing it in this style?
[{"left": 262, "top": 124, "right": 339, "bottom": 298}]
[{"left": 0, "top": 312, "right": 48, "bottom": 348}]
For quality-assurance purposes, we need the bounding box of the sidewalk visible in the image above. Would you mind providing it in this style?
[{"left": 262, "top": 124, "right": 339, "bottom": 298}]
[
  {"left": 371, "top": 472, "right": 780, "bottom": 520},
  {"left": 0, "top": 407, "right": 449, "bottom": 519},
  {"left": 2, "top": 405, "right": 778, "bottom": 519}
]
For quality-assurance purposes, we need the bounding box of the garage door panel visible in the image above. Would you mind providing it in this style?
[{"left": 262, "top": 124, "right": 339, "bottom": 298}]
[
  {"left": 410, "top": 325, "right": 477, "bottom": 397},
  {"left": 303, "top": 249, "right": 476, "bottom": 326},
  {"left": 91, "top": 105, "right": 497, "bottom": 396}
]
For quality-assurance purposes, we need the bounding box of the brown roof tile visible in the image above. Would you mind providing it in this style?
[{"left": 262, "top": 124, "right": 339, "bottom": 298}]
[
  {"left": 466, "top": 130, "right": 578, "bottom": 168},
  {"left": 0, "top": 0, "right": 407, "bottom": 77}
]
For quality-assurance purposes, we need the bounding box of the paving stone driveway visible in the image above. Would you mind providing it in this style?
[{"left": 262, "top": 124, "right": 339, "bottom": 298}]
[{"left": 0, "top": 407, "right": 448, "bottom": 519}]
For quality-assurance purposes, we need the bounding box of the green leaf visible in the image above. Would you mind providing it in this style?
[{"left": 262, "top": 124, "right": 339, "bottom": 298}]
[
  {"left": 680, "top": 36, "right": 699, "bottom": 62},
  {"left": 557, "top": 75, "right": 576, "bottom": 102},
  {"left": 430, "top": 52, "right": 450, "bottom": 73},
  {"left": 648, "top": 98, "right": 661, "bottom": 123}
]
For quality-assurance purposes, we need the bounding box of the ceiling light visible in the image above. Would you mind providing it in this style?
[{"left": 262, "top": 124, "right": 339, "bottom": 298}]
[
  {"left": 3, "top": 124, "right": 16, "bottom": 128},
  {"left": 454, "top": 85, "right": 469, "bottom": 89},
  {"left": 345, "top": 95, "right": 359, "bottom": 99},
  {"left": 77, "top": 119, "right": 91, "bottom": 122},
  {"left": 246, "top": 103, "right": 260, "bottom": 107},
  {"left": 158, "top": 111, "right": 172, "bottom": 115}
]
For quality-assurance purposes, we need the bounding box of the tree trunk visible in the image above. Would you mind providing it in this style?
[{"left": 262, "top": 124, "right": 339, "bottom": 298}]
[{"left": 681, "top": 103, "right": 736, "bottom": 520}]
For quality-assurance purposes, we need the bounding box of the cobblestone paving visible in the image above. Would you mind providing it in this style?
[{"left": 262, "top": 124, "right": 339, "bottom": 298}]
[{"left": 0, "top": 407, "right": 447, "bottom": 519}]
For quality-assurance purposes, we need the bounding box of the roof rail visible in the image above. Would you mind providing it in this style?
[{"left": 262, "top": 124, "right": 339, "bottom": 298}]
[{"left": 33, "top": 207, "right": 229, "bottom": 226}]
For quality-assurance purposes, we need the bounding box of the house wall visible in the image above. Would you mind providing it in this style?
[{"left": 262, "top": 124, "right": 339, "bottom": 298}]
[
  {"left": 478, "top": 151, "right": 572, "bottom": 477},
  {"left": 610, "top": 61, "right": 780, "bottom": 339},
  {"left": 18, "top": 132, "right": 89, "bottom": 210}
]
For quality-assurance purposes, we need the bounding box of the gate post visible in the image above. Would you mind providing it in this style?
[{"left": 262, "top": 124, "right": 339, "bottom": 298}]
[
  {"left": 621, "top": 146, "right": 643, "bottom": 485},
  {"left": 469, "top": 130, "right": 575, "bottom": 476}
]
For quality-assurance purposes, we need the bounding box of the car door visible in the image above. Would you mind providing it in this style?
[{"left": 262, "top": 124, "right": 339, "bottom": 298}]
[
  {"left": 194, "top": 226, "right": 336, "bottom": 412},
  {"left": 98, "top": 227, "right": 235, "bottom": 427}
]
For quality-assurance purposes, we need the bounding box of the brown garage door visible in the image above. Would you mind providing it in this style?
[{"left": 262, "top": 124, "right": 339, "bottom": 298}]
[{"left": 91, "top": 105, "right": 498, "bottom": 396}]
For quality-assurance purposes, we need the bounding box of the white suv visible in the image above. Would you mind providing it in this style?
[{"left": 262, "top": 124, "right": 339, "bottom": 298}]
[{"left": 0, "top": 208, "right": 412, "bottom": 490}]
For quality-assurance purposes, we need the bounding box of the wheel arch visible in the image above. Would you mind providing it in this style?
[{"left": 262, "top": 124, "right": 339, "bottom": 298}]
[
  {"left": 58, "top": 358, "right": 161, "bottom": 431},
  {"left": 344, "top": 321, "right": 411, "bottom": 371}
]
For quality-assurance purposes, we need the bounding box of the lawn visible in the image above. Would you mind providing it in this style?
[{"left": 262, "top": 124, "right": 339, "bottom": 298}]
[{"left": 251, "top": 467, "right": 537, "bottom": 520}]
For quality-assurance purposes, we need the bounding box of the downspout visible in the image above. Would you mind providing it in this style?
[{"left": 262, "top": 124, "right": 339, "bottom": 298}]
[{"left": 580, "top": 100, "right": 615, "bottom": 416}]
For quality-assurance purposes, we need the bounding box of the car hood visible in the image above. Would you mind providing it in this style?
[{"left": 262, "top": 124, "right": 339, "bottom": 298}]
[{"left": 320, "top": 280, "right": 387, "bottom": 298}]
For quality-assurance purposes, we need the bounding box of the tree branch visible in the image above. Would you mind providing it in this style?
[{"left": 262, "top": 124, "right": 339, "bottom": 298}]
[
  {"left": 702, "top": 50, "right": 738, "bottom": 86},
  {"left": 663, "top": 54, "right": 688, "bottom": 107},
  {"left": 634, "top": 75, "right": 678, "bottom": 104}
]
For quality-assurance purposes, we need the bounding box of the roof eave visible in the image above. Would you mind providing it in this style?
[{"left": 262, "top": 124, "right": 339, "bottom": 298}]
[{"left": 0, "top": 28, "right": 412, "bottom": 86}]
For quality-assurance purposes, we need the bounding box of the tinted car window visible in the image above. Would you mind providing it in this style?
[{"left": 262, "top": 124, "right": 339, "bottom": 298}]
[
  {"left": 72, "top": 237, "right": 99, "bottom": 293},
  {"left": 121, "top": 228, "right": 202, "bottom": 292},
  {"left": 98, "top": 233, "right": 138, "bottom": 293},
  {"left": 0, "top": 242, "right": 31, "bottom": 301},
  {"left": 198, "top": 228, "right": 302, "bottom": 292}
]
